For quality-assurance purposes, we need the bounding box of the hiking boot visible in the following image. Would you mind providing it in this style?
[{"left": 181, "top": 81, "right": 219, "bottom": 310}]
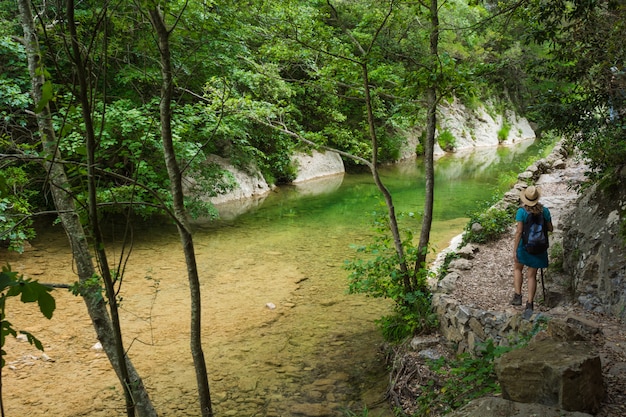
[
  {"left": 511, "top": 293, "right": 522, "bottom": 306},
  {"left": 522, "top": 302, "right": 534, "bottom": 320}
]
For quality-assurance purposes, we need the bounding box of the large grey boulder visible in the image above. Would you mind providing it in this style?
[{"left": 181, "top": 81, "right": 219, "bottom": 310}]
[
  {"left": 446, "top": 397, "right": 593, "bottom": 417},
  {"left": 495, "top": 339, "right": 605, "bottom": 413}
]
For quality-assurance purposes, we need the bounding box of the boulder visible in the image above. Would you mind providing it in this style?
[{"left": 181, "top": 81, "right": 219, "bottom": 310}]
[
  {"left": 547, "top": 315, "right": 602, "bottom": 342},
  {"left": 189, "top": 154, "right": 271, "bottom": 205},
  {"left": 456, "top": 243, "right": 478, "bottom": 260},
  {"left": 292, "top": 150, "right": 344, "bottom": 183},
  {"left": 495, "top": 339, "right": 605, "bottom": 413},
  {"left": 448, "top": 258, "right": 472, "bottom": 271},
  {"left": 436, "top": 272, "right": 461, "bottom": 294},
  {"left": 446, "top": 397, "right": 593, "bottom": 417}
]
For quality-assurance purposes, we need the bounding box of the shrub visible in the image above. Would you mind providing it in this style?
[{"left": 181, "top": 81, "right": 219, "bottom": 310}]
[
  {"left": 497, "top": 121, "right": 511, "bottom": 143},
  {"left": 437, "top": 250, "right": 460, "bottom": 281},
  {"left": 411, "top": 317, "right": 549, "bottom": 415},
  {"left": 346, "top": 210, "right": 438, "bottom": 343},
  {"left": 462, "top": 206, "right": 513, "bottom": 245},
  {"left": 548, "top": 241, "right": 564, "bottom": 272},
  {"left": 437, "top": 129, "right": 456, "bottom": 151},
  {"left": 414, "top": 340, "right": 511, "bottom": 415}
]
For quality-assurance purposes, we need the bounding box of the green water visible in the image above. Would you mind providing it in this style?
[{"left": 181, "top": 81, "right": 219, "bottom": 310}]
[
  {"left": 3, "top": 139, "right": 549, "bottom": 417},
  {"left": 203, "top": 139, "right": 538, "bottom": 250}
]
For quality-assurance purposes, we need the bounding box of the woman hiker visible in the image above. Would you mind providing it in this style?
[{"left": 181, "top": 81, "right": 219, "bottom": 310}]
[{"left": 512, "top": 185, "right": 553, "bottom": 318}]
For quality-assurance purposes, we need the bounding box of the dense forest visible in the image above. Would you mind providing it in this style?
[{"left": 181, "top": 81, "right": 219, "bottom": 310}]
[{"left": 1, "top": 1, "right": 625, "bottom": 416}]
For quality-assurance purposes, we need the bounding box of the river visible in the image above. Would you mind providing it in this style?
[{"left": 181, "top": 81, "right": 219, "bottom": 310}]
[{"left": 1, "top": 139, "right": 542, "bottom": 417}]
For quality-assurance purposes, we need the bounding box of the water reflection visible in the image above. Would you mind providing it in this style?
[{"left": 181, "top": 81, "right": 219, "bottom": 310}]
[{"left": 212, "top": 140, "right": 536, "bottom": 225}]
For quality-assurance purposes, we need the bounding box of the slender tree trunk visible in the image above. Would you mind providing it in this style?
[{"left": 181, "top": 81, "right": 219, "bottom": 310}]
[
  {"left": 148, "top": 6, "right": 213, "bottom": 416},
  {"left": 65, "top": 1, "right": 136, "bottom": 415},
  {"left": 17, "top": 1, "right": 156, "bottom": 415},
  {"left": 360, "top": 62, "right": 412, "bottom": 290},
  {"left": 414, "top": 0, "right": 439, "bottom": 281}
]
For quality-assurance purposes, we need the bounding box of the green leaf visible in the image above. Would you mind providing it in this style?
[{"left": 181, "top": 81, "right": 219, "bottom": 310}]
[
  {"left": 19, "top": 331, "right": 44, "bottom": 351},
  {"left": 36, "top": 289, "right": 56, "bottom": 319},
  {"left": 1, "top": 320, "right": 16, "bottom": 338},
  {"left": 0, "top": 270, "right": 17, "bottom": 291},
  {"left": 34, "top": 81, "right": 53, "bottom": 113},
  {"left": 18, "top": 281, "right": 55, "bottom": 319}
]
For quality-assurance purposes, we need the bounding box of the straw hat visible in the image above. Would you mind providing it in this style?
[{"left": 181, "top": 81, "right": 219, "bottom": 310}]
[{"left": 520, "top": 186, "right": 540, "bottom": 207}]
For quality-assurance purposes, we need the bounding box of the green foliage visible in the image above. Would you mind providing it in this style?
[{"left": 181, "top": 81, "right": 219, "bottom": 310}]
[
  {"left": 573, "top": 122, "right": 626, "bottom": 182},
  {"left": 346, "top": 210, "right": 438, "bottom": 342},
  {"left": 437, "top": 130, "right": 456, "bottom": 152},
  {"left": 507, "top": 314, "right": 549, "bottom": 348},
  {"left": 414, "top": 340, "right": 511, "bottom": 416},
  {"left": 0, "top": 33, "right": 30, "bottom": 129},
  {"left": 436, "top": 251, "right": 460, "bottom": 281},
  {"left": 415, "top": 131, "right": 426, "bottom": 156},
  {"left": 70, "top": 274, "right": 104, "bottom": 305},
  {"left": 0, "top": 166, "right": 36, "bottom": 253},
  {"left": 497, "top": 121, "right": 511, "bottom": 143},
  {"left": 462, "top": 206, "right": 513, "bottom": 245},
  {"left": 1, "top": 264, "right": 56, "bottom": 368},
  {"left": 492, "top": 132, "right": 558, "bottom": 194},
  {"left": 495, "top": 170, "right": 518, "bottom": 192},
  {"left": 517, "top": 1, "right": 626, "bottom": 178},
  {"left": 3, "top": 0, "right": 548, "bottom": 228},
  {"left": 548, "top": 241, "right": 564, "bottom": 273}
]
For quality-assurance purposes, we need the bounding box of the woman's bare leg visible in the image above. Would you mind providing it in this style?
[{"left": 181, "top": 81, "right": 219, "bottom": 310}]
[
  {"left": 513, "top": 262, "right": 524, "bottom": 295},
  {"left": 527, "top": 267, "right": 538, "bottom": 304}
]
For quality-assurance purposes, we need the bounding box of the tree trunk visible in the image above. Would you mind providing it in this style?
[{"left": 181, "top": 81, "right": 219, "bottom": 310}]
[
  {"left": 65, "top": 1, "right": 136, "bottom": 415},
  {"left": 414, "top": 0, "right": 439, "bottom": 282},
  {"left": 360, "top": 62, "right": 412, "bottom": 290},
  {"left": 148, "top": 6, "right": 213, "bottom": 416},
  {"left": 17, "top": 1, "right": 156, "bottom": 416}
]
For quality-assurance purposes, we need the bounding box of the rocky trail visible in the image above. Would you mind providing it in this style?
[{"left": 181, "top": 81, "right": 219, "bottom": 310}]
[{"left": 394, "top": 154, "right": 626, "bottom": 416}]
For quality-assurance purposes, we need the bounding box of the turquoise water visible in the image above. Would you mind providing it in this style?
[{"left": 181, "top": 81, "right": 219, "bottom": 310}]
[{"left": 204, "top": 139, "right": 540, "bottom": 250}]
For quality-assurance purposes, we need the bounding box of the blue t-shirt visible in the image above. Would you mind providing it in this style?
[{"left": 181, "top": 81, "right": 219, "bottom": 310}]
[{"left": 516, "top": 206, "right": 552, "bottom": 268}]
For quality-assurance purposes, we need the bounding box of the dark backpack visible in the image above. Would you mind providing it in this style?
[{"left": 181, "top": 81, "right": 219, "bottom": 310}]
[{"left": 522, "top": 209, "right": 549, "bottom": 254}]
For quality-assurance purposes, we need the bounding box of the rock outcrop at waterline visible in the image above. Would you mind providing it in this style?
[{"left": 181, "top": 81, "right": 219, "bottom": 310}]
[{"left": 399, "top": 98, "right": 536, "bottom": 160}]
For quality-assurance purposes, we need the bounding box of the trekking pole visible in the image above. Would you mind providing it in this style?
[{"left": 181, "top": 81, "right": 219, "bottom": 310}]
[{"left": 540, "top": 268, "right": 546, "bottom": 304}]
